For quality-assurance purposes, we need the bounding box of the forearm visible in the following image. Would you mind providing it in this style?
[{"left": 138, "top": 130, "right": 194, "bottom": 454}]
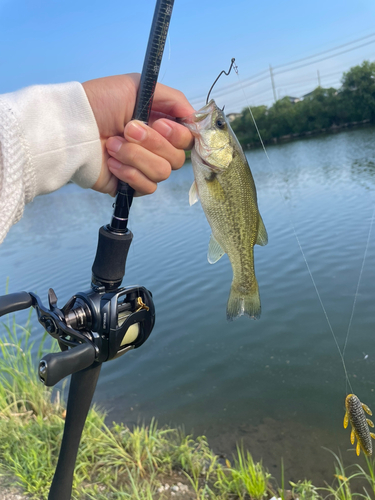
[{"left": 0, "top": 82, "right": 102, "bottom": 243}]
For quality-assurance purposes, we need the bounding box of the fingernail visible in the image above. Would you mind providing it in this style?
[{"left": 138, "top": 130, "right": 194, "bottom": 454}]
[
  {"left": 127, "top": 121, "right": 147, "bottom": 142},
  {"left": 155, "top": 120, "right": 173, "bottom": 138},
  {"left": 107, "top": 137, "right": 123, "bottom": 153}
]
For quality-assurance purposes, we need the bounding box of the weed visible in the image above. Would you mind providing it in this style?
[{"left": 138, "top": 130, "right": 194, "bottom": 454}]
[
  {"left": 3, "top": 316, "right": 375, "bottom": 500},
  {"left": 215, "top": 445, "right": 270, "bottom": 500},
  {"left": 279, "top": 458, "right": 285, "bottom": 500},
  {"left": 320, "top": 449, "right": 361, "bottom": 500},
  {"left": 290, "top": 479, "right": 320, "bottom": 500}
]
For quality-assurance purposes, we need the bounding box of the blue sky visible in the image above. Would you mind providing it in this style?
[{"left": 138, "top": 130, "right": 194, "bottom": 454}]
[{"left": 1, "top": 0, "right": 375, "bottom": 113}]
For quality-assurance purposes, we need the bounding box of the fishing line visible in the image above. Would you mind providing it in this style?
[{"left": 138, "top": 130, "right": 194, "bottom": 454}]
[
  {"left": 342, "top": 203, "right": 375, "bottom": 363},
  {"left": 231, "top": 65, "right": 366, "bottom": 395}
]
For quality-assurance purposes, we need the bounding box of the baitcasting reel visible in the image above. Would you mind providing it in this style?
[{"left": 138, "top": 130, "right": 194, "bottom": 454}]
[
  {"left": 0, "top": 216, "right": 155, "bottom": 388},
  {"left": 0, "top": 280, "right": 155, "bottom": 387}
]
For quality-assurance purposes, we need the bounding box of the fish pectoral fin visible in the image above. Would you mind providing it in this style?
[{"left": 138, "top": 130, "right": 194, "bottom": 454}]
[
  {"left": 344, "top": 412, "right": 349, "bottom": 429},
  {"left": 189, "top": 181, "right": 199, "bottom": 206},
  {"left": 256, "top": 215, "right": 268, "bottom": 246},
  {"left": 206, "top": 175, "right": 226, "bottom": 202},
  {"left": 208, "top": 234, "right": 225, "bottom": 264}
]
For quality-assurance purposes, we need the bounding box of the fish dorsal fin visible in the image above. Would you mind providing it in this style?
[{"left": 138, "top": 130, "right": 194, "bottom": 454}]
[
  {"left": 189, "top": 181, "right": 199, "bottom": 206},
  {"left": 208, "top": 234, "right": 225, "bottom": 264},
  {"left": 256, "top": 215, "right": 268, "bottom": 246}
]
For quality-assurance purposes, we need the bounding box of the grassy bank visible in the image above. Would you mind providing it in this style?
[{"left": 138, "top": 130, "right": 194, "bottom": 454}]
[{"left": 1, "top": 318, "right": 375, "bottom": 499}]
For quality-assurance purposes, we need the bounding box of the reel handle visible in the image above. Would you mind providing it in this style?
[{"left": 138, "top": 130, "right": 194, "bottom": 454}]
[
  {"left": 0, "top": 292, "right": 33, "bottom": 317},
  {"left": 39, "top": 343, "right": 96, "bottom": 387}
]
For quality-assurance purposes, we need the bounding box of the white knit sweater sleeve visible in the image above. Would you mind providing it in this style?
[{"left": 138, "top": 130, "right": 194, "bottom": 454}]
[{"left": 0, "top": 82, "right": 102, "bottom": 244}]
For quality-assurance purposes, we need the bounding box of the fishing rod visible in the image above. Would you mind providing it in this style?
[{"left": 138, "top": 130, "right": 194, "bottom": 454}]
[{"left": 0, "top": 1, "right": 174, "bottom": 499}]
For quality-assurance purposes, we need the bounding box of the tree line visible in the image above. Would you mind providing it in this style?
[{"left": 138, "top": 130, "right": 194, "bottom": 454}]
[{"left": 230, "top": 60, "right": 375, "bottom": 148}]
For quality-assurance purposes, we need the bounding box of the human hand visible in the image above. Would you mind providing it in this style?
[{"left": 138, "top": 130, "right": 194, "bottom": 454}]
[{"left": 82, "top": 74, "right": 194, "bottom": 196}]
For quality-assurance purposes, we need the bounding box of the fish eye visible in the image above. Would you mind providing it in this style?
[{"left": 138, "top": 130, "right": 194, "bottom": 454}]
[{"left": 216, "top": 119, "right": 225, "bottom": 129}]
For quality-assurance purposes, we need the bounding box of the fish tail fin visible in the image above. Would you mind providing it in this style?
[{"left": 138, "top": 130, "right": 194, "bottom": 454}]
[{"left": 226, "top": 281, "right": 261, "bottom": 321}]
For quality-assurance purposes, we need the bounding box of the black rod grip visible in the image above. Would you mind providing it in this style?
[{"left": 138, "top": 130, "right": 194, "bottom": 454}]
[
  {"left": 91, "top": 225, "right": 133, "bottom": 289},
  {"left": 0, "top": 292, "right": 33, "bottom": 317},
  {"left": 39, "top": 343, "right": 96, "bottom": 387},
  {"left": 48, "top": 362, "right": 102, "bottom": 500}
]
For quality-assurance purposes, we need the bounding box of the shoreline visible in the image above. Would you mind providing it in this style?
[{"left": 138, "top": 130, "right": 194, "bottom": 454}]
[
  {"left": 252, "top": 119, "right": 372, "bottom": 148},
  {"left": 184, "top": 119, "right": 373, "bottom": 161}
]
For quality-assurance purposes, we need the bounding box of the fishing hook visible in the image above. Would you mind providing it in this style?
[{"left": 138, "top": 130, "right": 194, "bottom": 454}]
[{"left": 206, "top": 57, "right": 237, "bottom": 104}]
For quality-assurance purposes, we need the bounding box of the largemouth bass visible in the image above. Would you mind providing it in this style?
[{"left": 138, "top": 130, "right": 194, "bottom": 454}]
[{"left": 181, "top": 100, "right": 268, "bottom": 320}]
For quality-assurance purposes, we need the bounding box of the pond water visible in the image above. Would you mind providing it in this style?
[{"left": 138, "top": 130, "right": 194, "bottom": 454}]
[{"left": 1, "top": 127, "right": 375, "bottom": 485}]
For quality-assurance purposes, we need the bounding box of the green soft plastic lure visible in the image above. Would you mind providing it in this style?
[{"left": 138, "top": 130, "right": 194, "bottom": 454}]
[{"left": 344, "top": 394, "right": 375, "bottom": 456}]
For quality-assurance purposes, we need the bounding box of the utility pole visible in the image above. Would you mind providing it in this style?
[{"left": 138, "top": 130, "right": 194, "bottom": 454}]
[
  {"left": 317, "top": 69, "right": 321, "bottom": 87},
  {"left": 269, "top": 64, "right": 277, "bottom": 102}
]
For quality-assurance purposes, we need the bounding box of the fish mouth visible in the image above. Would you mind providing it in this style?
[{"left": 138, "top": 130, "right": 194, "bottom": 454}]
[
  {"left": 179, "top": 100, "right": 218, "bottom": 133},
  {"left": 202, "top": 158, "right": 221, "bottom": 173},
  {"left": 193, "top": 147, "right": 223, "bottom": 173}
]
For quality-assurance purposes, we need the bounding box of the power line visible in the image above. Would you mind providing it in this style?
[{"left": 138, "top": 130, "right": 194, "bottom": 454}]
[
  {"left": 276, "top": 79, "right": 340, "bottom": 98},
  {"left": 188, "top": 67, "right": 269, "bottom": 102},
  {"left": 187, "top": 33, "right": 375, "bottom": 104},
  {"left": 273, "top": 32, "right": 375, "bottom": 70},
  {"left": 189, "top": 72, "right": 270, "bottom": 104},
  {"left": 274, "top": 39, "right": 375, "bottom": 76},
  {"left": 274, "top": 68, "right": 344, "bottom": 87},
  {"left": 274, "top": 70, "right": 345, "bottom": 90},
  {"left": 222, "top": 70, "right": 349, "bottom": 111},
  {"left": 222, "top": 86, "right": 276, "bottom": 108},
  {"left": 227, "top": 75, "right": 341, "bottom": 108}
]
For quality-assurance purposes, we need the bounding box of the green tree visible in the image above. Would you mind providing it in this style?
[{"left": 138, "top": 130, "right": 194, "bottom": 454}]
[
  {"left": 266, "top": 97, "right": 296, "bottom": 137},
  {"left": 293, "top": 87, "right": 339, "bottom": 132},
  {"left": 229, "top": 60, "right": 375, "bottom": 149},
  {"left": 231, "top": 105, "right": 268, "bottom": 147},
  {"left": 341, "top": 60, "right": 375, "bottom": 122}
]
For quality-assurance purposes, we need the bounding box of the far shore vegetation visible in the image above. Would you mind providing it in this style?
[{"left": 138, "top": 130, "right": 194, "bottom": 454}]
[
  {"left": 2, "top": 317, "right": 375, "bottom": 499},
  {"left": 185, "top": 60, "right": 375, "bottom": 160}
]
